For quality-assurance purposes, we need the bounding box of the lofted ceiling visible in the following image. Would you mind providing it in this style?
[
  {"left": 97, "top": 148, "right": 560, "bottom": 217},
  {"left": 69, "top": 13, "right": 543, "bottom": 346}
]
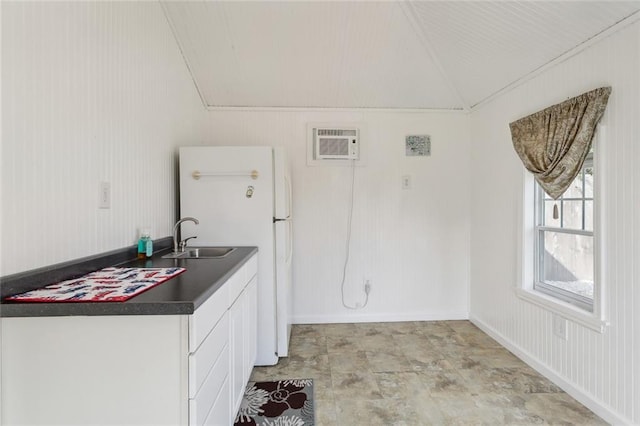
[{"left": 161, "top": 1, "right": 640, "bottom": 111}]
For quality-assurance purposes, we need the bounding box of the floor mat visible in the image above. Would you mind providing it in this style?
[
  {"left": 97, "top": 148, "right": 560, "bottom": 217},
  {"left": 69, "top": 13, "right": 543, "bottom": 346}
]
[{"left": 234, "top": 379, "right": 314, "bottom": 426}]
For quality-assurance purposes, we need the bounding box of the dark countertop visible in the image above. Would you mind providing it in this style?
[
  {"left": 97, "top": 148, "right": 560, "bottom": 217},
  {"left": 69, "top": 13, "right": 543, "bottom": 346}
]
[{"left": 0, "top": 245, "right": 258, "bottom": 317}]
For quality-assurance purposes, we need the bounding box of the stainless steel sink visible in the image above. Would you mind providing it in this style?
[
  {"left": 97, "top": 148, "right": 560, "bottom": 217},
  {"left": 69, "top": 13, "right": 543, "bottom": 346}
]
[{"left": 162, "top": 247, "right": 236, "bottom": 259}]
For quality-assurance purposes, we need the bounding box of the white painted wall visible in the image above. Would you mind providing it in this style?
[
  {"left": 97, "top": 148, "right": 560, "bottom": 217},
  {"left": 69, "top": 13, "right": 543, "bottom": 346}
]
[
  {"left": 1, "top": 2, "right": 470, "bottom": 322},
  {"left": 2, "top": 1, "right": 638, "bottom": 423},
  {"left": 468, "top": 21, "right": 640, "bottom": 425},
  {"left": 200, "top": 110, "right": 470, "bottom": 323},
  {"left": 1, "top": 2, "right": 207, "bottom": 276}
]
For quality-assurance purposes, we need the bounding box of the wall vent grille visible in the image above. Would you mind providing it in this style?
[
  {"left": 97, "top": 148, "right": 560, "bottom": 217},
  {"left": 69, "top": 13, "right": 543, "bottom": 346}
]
[
  {"left": 317, "top": 128, "right": 357, "bottom": 137},
  {"left": 313, "top": 127, "right": 359, "bottom": 160}
]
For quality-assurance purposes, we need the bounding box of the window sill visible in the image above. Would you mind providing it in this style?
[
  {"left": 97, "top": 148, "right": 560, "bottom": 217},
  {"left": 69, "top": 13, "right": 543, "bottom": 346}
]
[{"left": 515, "top": 287, "right": 608, "bottom": 333}]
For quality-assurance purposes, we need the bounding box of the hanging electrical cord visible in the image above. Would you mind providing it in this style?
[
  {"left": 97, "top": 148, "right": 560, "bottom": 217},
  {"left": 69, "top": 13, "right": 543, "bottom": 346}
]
[{"left": 340, "top": 159, "right": 370, "bottom": 310}]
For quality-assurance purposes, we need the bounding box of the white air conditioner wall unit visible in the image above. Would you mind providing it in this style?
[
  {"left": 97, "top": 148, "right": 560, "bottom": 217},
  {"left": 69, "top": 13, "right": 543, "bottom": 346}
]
[{"left": 313, "top": 127, "right": 360, "bottom": 160}]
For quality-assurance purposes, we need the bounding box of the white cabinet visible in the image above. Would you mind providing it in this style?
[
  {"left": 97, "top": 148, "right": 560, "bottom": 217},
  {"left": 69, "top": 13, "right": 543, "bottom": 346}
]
[
  {"left": 1, "top": 253, "right": 258, "bottom": 426},
  {"left": 228, "top": 293, "right": 245, "bottom": 417},
  {"left": 229, "top": 256, "right": 258, "bottom": 420},
  {"left": 244, "top": 277, "right": 258, "bottom": 381},
  {"left": 1, "top": 315, "right": 189, "bottom": 426}
]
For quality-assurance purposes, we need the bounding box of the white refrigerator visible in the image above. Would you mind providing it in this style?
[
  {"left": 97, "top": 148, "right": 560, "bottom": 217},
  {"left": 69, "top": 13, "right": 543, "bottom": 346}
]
[{"left": 179, "top": 146, "right": 292, "bottom": 366}]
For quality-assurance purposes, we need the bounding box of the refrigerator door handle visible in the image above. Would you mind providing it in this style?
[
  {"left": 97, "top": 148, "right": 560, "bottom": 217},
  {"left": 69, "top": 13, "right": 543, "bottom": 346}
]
[
  {"left": 273, "top": 219, "right": 292, "bottom": 262},
  {"left": 287, "top": 220, "right": 293, "bottom": 264},
  {"left": 285, "top": 175, "right": 292, "bottom": 218}
]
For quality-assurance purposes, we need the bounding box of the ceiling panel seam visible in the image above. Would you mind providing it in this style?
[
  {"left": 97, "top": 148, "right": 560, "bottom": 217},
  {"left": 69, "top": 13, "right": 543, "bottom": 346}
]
[
  {"left": 159, "top": 1, "right": 640, "bottom": 112},
  {"left": 471, "top": 9, "right": 640, "bottom": 113},
  {"left": 216, "top": 1, "right": 242, "bottom": 108},
  {"left": 159, "top": 1, "right": 207, "bottom": 110},
  {"left": 400, "top": 1, "right": 470, "bottom": 112},
  {"left": 204, "top": 105, "right": 465, "bottom": 114}
]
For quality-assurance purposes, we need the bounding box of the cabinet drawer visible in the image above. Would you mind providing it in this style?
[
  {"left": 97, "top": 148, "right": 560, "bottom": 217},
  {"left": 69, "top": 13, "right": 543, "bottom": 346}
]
[
  {"left": 189, "top": 345, "right": 229, "bottom": 426},
  {"left": 189, "top": 314, "right": 228, "bottom": 398},
  {"left": 189, "top": 285, "right": 228, "bottom": 353},
  {"left": 228, "top": 255, "right": 258, "bottom": 306},
  {"left": 226, "top": 266, "right": 246, "bottom": 306},
  {"left": 203, "top": 377, "right": 230, "bottom": 426}
]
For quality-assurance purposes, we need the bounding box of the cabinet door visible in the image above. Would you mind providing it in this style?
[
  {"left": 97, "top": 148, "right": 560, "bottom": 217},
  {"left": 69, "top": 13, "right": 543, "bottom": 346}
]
[
  {"left": 228, "top": 289, "right": 245, "bottom": 419},
  {"left": 203, "top": 377, "right": 230, "bottom": 426},
  {"left": 244, "top": 276, "right": 258, "bottom": 378}
]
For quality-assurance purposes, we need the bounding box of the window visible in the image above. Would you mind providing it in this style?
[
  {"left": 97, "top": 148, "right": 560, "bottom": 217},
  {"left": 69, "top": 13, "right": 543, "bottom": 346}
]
[
  {"left": 534, "top": 153, "right": 594, "bottom": 312},
  {"left": 511, "top": 87, "right": 610, "bottom": 331}
]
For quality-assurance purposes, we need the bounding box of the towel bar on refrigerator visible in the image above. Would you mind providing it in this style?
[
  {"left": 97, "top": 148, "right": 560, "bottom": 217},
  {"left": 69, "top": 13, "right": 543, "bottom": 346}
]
[{"left": 192, "top": 170, "right": 259, "bottom": 180}]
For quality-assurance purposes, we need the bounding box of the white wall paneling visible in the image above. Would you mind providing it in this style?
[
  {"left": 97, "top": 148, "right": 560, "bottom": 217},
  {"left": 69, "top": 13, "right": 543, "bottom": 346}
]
[
  {"left": 2, "top": 2, "right": 471, "bottom": 323},
  {"left": 162, "top": 1, "right": 464, "bottom": 109},
  {"left": 200, "top": 110, "right": 471, "bottom": 324},
  {"left": 3, "top": 2, "right": 638, "bottom": 423},
  {"left": 1, "top": 2, "right": 207, "bottom": 275},
  {"left": 161, "top": 1, "right": 640, "bottom": 110},
  {"left": 468, "top": 21, "right": 640, "bottom": 424}
]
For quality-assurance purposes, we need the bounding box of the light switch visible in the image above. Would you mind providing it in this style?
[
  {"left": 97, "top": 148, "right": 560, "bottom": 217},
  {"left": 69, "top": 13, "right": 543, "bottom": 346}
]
[{"left": 99, "top": 182, "right": 111, "bottom": 209}]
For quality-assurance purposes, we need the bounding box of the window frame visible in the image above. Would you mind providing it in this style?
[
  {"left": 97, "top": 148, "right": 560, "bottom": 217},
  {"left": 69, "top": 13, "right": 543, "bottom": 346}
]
[
  {"left": 516, "top": 135, "right": 607, "bottom": 333},
  {"left": 533, "top": 154, "right": 594, "bottom": 312}
]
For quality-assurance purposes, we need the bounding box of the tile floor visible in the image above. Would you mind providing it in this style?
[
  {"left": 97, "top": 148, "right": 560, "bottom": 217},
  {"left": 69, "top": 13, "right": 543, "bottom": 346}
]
[{"left": 249, "top": 321, "right": 607, "bottom": 425}]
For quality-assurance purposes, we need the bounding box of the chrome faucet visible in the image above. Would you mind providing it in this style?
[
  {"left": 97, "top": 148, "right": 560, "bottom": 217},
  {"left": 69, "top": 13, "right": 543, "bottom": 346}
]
[
  {"left": 179, "top": 236, "right": 198, "bottom": 252},
  {"left": 173, "top": 217, "right": 199, "bottom": 253}
]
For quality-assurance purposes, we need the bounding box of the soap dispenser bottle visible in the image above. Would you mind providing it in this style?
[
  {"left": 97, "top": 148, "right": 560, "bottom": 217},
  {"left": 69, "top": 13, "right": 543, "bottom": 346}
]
[
  {"left": 137, "top": 229, "right": 150, "bottom": 260},
  {"left": 145, "top": 232, "right": 153, "bottom": 258}
]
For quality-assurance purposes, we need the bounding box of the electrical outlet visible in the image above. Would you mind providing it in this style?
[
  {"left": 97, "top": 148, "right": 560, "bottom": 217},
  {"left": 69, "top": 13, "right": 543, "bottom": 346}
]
[
  {"left": 402, "top": 175, "right": 412, "bottom": 190},
  {"left": 552, "top": 314, "right": 568, "bottom": 340},
  {"left": 98, "top": 182, "right": 111, "bottom": 209}
]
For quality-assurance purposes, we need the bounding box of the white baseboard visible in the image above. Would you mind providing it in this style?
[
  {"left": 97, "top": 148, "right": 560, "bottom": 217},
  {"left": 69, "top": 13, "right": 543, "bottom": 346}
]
[
  {"left": 469, "top": 314, "right": 632, "bottom": 426},
  {"left": 292, "top": 310, "right": 468, "bottom": 325}
]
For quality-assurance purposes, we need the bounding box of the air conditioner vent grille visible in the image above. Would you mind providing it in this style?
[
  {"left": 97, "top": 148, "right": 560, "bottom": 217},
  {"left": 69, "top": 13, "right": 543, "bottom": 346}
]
[
  {"left": 311, "top": 125, "right": 360, "bottom": 161},
  {"left": 318, "top": 138, "right": 349, "bottom": 156},
  {"left": 317, "top": 128, "right": 357, "bottom": 137}
]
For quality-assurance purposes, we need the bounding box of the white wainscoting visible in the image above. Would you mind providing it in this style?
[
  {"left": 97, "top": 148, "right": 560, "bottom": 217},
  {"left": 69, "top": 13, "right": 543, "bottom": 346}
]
[
  {"left": 468, "top": 21, "right": 640, "bottom": 425},
  {"left": 1, "top": 2, "right": 207, "bottom": 276},
  {"left": 201, "top": 110, "right": 471, "bottom": 324},
  {"left": 6, "top": 4, "right": 637, "bottom": 422},
  {"left": 470, "top": 315, "right": 631, "bottom": 425}
]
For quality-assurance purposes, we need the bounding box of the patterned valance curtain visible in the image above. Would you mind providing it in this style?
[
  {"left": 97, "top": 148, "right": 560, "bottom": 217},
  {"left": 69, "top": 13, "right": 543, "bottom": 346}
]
[{"left": 509, "top": 86, "right": 611, "bottom": 201}]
